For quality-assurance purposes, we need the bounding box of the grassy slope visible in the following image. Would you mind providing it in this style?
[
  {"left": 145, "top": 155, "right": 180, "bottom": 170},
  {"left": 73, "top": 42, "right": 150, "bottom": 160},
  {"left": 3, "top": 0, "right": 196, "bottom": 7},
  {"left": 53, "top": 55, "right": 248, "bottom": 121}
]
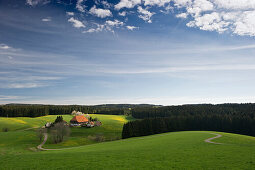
[
  {"left": 0, "top": 115, "right": 74, "bottom": 131},
  {"left": 0, "top": 114, "right": 134, "bottom": 151},
  {"left": 45, "top": 114, "right": 135, "bottom": 148},
  {"left": 1, "top": 131, "right": 255, "bottom": 169}
]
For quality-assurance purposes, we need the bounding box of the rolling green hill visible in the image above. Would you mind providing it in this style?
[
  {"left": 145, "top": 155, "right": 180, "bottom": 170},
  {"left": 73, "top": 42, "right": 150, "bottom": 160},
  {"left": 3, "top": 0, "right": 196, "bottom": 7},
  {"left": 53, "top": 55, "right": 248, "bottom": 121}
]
[
  {"left": 0, "top": 116, "right": 255, "bottom": 169},
  {"left": 1, "top": 130, "right": 255, "bottom": 169},
  {"left": 0, "top": 114, "right": 134, "bottom": 149}
]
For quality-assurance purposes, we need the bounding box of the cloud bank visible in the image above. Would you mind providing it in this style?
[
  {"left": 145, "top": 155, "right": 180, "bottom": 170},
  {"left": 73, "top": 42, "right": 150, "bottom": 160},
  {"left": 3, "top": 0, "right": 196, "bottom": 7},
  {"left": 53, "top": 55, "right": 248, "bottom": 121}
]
[{"left": 26, "top": 0, "right": 255, "bottom": 36}]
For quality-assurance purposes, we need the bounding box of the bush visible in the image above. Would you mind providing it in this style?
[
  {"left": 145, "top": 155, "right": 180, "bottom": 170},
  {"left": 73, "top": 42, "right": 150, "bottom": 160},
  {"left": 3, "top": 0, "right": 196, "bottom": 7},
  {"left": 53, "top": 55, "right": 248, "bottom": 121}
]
[
  {"left": 2, "top": 127, "right": 9, "bottom": 132},
  {"left": 88, "top": 134, "right": 105, "bottom": 142}
]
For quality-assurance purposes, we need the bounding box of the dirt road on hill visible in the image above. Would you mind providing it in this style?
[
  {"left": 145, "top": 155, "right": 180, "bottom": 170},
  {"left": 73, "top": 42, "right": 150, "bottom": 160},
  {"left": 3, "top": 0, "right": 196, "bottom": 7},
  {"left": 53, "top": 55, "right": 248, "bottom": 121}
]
[
  {"left": 204, "top": 133, "right": 223, "bottom": 144},
  {"left": 37, "top": 132, "right": 224, "bottom": 151}
]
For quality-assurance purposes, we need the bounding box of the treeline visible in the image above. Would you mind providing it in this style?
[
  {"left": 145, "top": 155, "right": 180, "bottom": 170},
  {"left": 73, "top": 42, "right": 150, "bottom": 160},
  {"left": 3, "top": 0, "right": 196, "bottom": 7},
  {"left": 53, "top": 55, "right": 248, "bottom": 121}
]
[
  {"left": 2, "top": 103, "right": 255, "bottom": 118},
  {"left": 0, "top": 104, "right": 136, "bottom": 117},
  {"left": 122, "top": 114, "right": 255, "bottom": 139},
  {"left": 131, "top": 104, "right": 255, "bottom": 119}
]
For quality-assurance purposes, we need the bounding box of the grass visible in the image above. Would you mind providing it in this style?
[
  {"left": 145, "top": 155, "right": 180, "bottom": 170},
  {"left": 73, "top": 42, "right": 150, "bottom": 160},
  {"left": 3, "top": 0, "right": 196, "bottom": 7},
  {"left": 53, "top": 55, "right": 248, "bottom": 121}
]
[
  {"left": 0, "top": 131, "right": 255, "bottom": 169},
  {"left": 45, "top": 114, "right": 135, "bottom": 148},
  {"left": 0, "top": 115, "right": 73, "bottom": 131},
  {"left": 0, "top": 114, "right": 135, "bottom": 151},
  {"left": 1, "top": 116, "right": 255, "bottom": 169}
]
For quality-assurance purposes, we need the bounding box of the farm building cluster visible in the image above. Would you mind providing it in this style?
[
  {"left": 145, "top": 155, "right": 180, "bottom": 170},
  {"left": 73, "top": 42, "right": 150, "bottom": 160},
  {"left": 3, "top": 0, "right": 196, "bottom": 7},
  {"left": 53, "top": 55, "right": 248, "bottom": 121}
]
[
  {"left": 44, "top": 113, "right": 102, "bottom": 128},
  {"left": 70, "top": 115, "right": 102, "bottom": 127}
]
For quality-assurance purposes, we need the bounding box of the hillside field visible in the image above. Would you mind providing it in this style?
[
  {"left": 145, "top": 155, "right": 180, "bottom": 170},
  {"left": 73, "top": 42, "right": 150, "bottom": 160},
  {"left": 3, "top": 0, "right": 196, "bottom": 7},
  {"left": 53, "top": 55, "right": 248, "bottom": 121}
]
[
  {"left": 0, "top": 115, "right": 255, "bottom": 169},
  {"left": 0, "top": 130, "right": 255, "bottom": 169},
  {"left": 0, "top": 114, "right": 134, "bottom": 150}
]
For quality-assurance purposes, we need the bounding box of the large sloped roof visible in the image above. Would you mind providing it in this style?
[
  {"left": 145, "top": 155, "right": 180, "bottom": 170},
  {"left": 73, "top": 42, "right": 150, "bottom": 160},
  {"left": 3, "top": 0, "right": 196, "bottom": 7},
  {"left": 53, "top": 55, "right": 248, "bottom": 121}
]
[{"left": 70, "top": 115, "right": 88, "bottom": 123}]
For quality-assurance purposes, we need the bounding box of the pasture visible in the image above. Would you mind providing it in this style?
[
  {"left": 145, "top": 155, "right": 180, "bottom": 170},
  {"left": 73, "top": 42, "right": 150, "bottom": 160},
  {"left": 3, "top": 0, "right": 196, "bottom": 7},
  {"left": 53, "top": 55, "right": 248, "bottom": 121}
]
[
  {"left": 0, "top": 131, "right": 255, "bottom": 169},
  {"left": 0, "top": 114, "right": 134, "bottom": 150}
]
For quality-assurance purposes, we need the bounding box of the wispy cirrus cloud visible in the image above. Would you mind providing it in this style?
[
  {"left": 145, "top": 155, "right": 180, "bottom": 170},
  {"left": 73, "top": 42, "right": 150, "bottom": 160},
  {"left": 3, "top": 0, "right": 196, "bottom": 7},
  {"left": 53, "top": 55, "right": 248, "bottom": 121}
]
[
  {"left": 0, "top": 83, "right": 46, "bottom": 89},
  {"left": 0, "top": 44, "right": 11, "bottom": 50},
  {"left": 42, "top": 17, "right": 51, "bottom": 22}
]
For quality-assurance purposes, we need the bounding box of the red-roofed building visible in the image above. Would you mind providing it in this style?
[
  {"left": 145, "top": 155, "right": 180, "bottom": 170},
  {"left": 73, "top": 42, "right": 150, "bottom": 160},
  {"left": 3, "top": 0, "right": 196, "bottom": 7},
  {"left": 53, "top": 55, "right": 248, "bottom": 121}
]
[{"left": 70, "top": 115, "right": 89, "bottom": 126}]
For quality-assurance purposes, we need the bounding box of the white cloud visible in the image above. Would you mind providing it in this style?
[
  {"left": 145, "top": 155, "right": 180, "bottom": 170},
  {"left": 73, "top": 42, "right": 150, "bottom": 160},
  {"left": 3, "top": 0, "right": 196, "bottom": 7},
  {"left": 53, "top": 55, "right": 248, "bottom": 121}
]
[
  {"left": 0, "top": 83, "right": 46, "bottom": 89},
  {"left": 173, "top": 0, "right": 192, "bottom": 8},
  {"left": 76, "top": 0, "right": 86, "bottom": 12},
  {"left": 176, "top": 13, "right": 188, "bottom": 18},
  {"left": 213, "top": 0, "right": 255, "bottom": 10},
  {"left": 104, "top": 20, "right": 124, "bottom": 33},
  {"left": 233, "top": 11, "right": 255, "bottom": 36},
  {"left": 83, "top": 24, "right": 105, "bottom": 33},
  {"left": 42, "top": 17, "right": 51, "bottom": 22},
  {"left": 0, "top": 44, "right": 11, "bottom": 50},
  {"left": 144, "top": 0, "right": 171, "bottom": 7},
  {"left": 126, "top": 26, "right": 139, "bottom": 30},
  {"left": 173, "top": 0, "right": 255, "bottom": 36},
  {"left": 26, "top": 0, "right": 50, "bottom": 6},
  {"left": 89, "top": 5, "right": 112, "bottom": 18},
  {"left": 68, "top": 17, "right": 85, "bottom": 28},
  {"left": 66, "top": 12, "right": 75, "bottom": 16},
  {"left": 160, "top": 4, "right": 173, "bottom": 14},
  {"left": 106, "top": 19, "right": 124, "bottom": 27},
  {"left": 115, "top": 0, "right": 142, "bottom": 10},
  {"left": 137, "top": 6, "right": 155, "bottom": 23},
  {"left": 101, "top": 0, "right": 112, "bottom": 8},
  {"left": 186, "top": 0, "right": 214, "bottom": 17},
  {"left": 0, "top": 95, "right": 21, "bottom": 100},
  {"left": 83, "top": 20, "right": 124, "bottom": 33},
  {"left": 119, "top": 11, "right": 127, "bottom": 16},
  {"left": 186, "top": 12, "right": 229, "bottom": 33}
]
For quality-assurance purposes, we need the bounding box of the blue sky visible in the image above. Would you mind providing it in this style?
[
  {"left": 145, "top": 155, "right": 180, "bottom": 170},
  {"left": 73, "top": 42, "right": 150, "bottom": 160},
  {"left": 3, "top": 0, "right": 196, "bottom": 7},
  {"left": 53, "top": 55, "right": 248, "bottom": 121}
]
[{"left": 1, "top": 0, "right": 255, "bottom": 105}]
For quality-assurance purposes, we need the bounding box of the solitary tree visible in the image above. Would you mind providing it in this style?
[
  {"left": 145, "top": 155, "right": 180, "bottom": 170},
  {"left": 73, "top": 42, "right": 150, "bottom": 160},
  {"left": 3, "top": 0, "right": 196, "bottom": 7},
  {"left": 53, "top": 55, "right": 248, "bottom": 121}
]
[{"left": 50, "top": 122, "right": 70, "bottom": 144}]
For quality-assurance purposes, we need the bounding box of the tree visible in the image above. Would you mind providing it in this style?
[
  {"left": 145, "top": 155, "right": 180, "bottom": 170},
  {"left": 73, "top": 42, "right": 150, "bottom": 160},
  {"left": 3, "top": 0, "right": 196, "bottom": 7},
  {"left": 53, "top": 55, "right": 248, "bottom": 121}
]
[
  {"left": 54, "top": 116, "right": 64, "bottom": 124},
  {"left": 37, "top": 128, "right": 46, "bottom": 142},
  {"left": 50, "top": 122, "right": 70, "bottom": 144}
]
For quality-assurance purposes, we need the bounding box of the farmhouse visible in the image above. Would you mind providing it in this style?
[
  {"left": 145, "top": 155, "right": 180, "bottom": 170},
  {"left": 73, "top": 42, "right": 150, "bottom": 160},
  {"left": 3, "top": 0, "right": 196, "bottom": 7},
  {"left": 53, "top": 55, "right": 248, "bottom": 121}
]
[{"left": 70, "top": 115, "right": 89, "bottom": 126}]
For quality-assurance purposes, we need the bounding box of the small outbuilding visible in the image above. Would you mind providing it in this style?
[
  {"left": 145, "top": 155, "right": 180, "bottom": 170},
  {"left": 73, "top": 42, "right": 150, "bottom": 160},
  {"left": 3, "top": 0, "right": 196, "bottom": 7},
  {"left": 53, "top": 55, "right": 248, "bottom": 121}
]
[{"left": 94, "top": 121, "right": 102, "bottom": 126}]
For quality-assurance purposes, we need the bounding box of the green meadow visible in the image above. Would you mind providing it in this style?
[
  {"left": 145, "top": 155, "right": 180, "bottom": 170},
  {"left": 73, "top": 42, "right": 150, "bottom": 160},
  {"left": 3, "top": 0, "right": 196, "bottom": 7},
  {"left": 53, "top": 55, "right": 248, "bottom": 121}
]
[
  {"left": 0, "top": 115, "right": 255, "bottom": 169},
  {"left": 0, "top": 114, "right": 134, "bottom": 149},
  {"left": 1, "top": 131, "right": 255, "bottom": 169}
]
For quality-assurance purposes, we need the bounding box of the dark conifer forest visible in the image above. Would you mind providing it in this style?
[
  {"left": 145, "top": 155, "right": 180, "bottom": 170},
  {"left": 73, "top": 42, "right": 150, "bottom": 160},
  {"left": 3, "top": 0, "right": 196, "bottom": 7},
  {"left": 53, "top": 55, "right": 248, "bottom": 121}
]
[{"left": 1, "top": 103, "right": 255, "bottom": 138}]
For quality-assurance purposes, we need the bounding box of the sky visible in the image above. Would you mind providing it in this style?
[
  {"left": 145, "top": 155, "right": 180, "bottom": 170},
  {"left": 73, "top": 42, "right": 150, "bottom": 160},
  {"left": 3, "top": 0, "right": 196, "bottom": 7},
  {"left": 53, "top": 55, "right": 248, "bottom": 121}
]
[{"left": 1, "top": 0, "right": 255, "bottom": 105}]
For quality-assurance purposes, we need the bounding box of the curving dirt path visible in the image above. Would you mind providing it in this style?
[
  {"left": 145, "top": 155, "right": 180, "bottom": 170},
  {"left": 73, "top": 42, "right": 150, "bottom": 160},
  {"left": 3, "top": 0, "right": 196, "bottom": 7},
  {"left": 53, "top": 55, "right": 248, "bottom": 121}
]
[
  {"left": 204, "top": 133, "right": 223, "bottom": 144},
  {"left": 37, "top": 133, "right": 63, "bottom": 151},
  {"left": 37, "top": 132, "right": 224, "bottom": 151},
  {"left": 17, "top": 127, "right": 39, "bottom": 132}
]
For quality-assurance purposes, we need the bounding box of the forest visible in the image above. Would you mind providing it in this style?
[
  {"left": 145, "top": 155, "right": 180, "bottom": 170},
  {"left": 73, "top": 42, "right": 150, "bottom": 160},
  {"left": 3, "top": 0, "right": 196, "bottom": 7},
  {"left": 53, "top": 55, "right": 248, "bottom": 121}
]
[
  {"left": 1, "top": 103, "right": 255, "bottom": 139},
  {"left": 1, "top": 103, "right": 255, "bottom": 118},
  {"left": 122, "top": 114, "right": 255, "bottom": 139},
  {"left": 121, "top": 104, "right": 255, "bottom": 138},
  {"left": 0, "top": 104, "right": 150, "bottom": 117},
  {"left": 131, "top": 104, "right": 255, "bottom": 118}
]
